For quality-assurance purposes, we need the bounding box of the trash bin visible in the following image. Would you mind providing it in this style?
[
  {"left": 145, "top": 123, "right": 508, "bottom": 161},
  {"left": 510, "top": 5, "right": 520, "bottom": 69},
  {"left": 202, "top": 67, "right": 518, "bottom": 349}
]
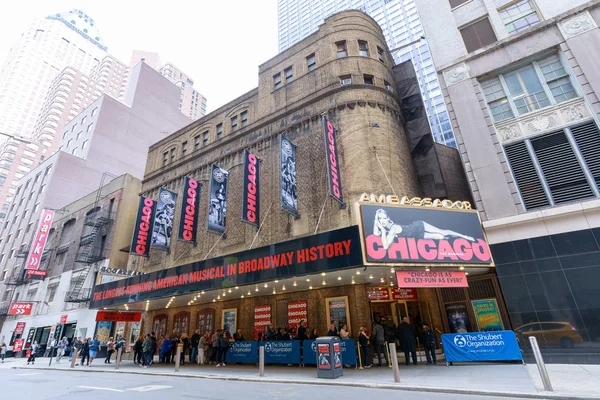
[{"left": 315, "top": 336, "right": 343, "bottom": 379}]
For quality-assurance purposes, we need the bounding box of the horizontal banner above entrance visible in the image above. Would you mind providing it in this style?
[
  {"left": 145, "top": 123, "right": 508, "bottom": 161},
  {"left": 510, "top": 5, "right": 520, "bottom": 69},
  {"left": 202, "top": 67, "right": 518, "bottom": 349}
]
[
  {"left": 96, "top": 311, "right": 142, "bottom": 322},
  {"left": 90, "top": 226, "right": 363, "bottom": 308},
  {"left": 396, "top": 271, "right": 468, "bottom": 288}
]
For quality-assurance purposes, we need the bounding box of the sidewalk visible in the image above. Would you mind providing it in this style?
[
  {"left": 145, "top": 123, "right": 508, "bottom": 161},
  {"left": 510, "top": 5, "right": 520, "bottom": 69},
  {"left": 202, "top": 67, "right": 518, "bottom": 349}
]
[{"left": 1, "top": 356, "right": 597, "bottom": 399}]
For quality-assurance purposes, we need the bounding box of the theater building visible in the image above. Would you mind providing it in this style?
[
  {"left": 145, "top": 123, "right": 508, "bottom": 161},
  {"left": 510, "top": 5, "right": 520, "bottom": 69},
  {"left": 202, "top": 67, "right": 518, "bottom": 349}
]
[{"left": 89, "top": 11, "right": 504, "bottom": 358}]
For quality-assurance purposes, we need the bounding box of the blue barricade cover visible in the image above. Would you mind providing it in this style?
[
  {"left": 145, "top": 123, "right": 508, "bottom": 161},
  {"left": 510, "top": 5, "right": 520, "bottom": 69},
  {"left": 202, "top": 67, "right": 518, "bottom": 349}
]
[
  {"left": 441, "top": 330, "right": 522, "bottom": 362},
  {"left": 263, "top": 340, "right": 301, "bottom": 364},
  {"left": 226, "top": 341, "right": 258, "bottom": 363},
  {"left": 303, "top": 339, "right": 357, "bottom": 365}
]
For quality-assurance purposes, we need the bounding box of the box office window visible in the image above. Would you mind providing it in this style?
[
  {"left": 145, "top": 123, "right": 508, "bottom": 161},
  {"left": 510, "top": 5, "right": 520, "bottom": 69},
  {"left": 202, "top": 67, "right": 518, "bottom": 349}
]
[
  {"left": 326, "top": 296, "right": 351, "bottom": 333},
  {"left": 460, "top": 17, "right": 497, "bottom": 53}
]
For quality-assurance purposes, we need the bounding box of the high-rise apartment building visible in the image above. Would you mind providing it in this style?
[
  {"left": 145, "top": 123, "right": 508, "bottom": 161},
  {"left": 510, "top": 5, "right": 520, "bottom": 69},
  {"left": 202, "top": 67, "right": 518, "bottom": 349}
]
[
  {"left": 0, "top": 9, "right": 107, "bottom": 137},
  {"left": 277, "top": 0, "right": 456, "bottom": 147}
]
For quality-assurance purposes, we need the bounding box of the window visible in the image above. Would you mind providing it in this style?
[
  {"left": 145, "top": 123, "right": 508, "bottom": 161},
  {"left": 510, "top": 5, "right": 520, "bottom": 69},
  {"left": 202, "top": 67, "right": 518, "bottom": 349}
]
[
  {"left": 47, "top": 286, "right": 57, "bottom": 302},
  {"left": 500, "top": 0, "right": 541, "bottom": 34},
  {"left": 34, "top": 173, "right": 41, "bottom": 184},
  {"left": 194, "top": 135, "right": 201, "bottom": 150},
  {"left": 9, "top": 248, "right": 15, "bottom": 259},
  {"left": 384, "top": 81, "right": 394, "bottom": 92},
  {"left": 449, "top": 0, "right": 470, "bottom": 7},
  {"left": 71, "top": 124, "right": 77, "bottom": 132},
  {"left": 76, "top": 131, "right": 82, "bottom": 140},
  {"left": 16, "top": 229, "right": 21, "bottom": 238},
  {"left": 40, "top": 184, "right": 45, "bottom": 193},
  {"left": 460, "top": 18, "right": 497, "bottom": 53},
  {"left": 163, "top": 151, "right": 168, "bottom": 166},
  {"left": 363, "top": 75, "right": 374, "bottom": 85},
  {"left": 203, "top": 131, "right": 209, "bottom": 145},
  {"left": 336, "top": 41, "right": 347, "bottom": 58},
  {"left": 71, "top": 147, "right": 78, "bottom": 155},
  {"left": 26, "top": 222, "right": 33, "bottom": 234},
  {"left": 82, "top": 139, "right": 88, "bottom": 149},
  {"left": 45, "top": 165, "right": 52, "bottom": 176},
  {"left": 170, "top": 148, "right": 176, "bottom": 163},
  {"left": 340, "top": 75, "right": 352, "bottom": 86},
  {"left": 231, "top": 116, "right": 238, "bottom": 132},
  {"left": 274, "top": 73, "right": 282, "bottom": 89},
  {"left": 81, "top": 115, "right": 87, "bottom": 125},
  {"left": 87, "top": 123, "right": 93, "bottom": 132},
  {"left": 284, "top": 66, "right": 293, "bottom": 83},
  {"left": 307, "top": 54, "right": 316, "bottom": 72},
  {"left": 67, "top": 139, "right": 72, "bottom": 148},
  {"left": 241, "top": 111, "right": 248, "bottom": 128},
  {"left": 481, "top": 53, "right": 578, "bottom": 122},
  {"left": 358, "top": 40, "right": 369, "bottom": 57},
  {"left": 217, "top": 124, "right": 223, "bottom": 139},
  {"left": 91, "top": 107, "right": 98, "bottom": 116},
  {"left": 182, "top": 141, "right": 188, "bottom": 156},
  {"left": 62, "top": 131, "right": 68, "bottom": 139},
  {"left": 34, "top": 203, "right": 40, "bottom": 212},
  {"left": 7, "top": 234, "right": 12, "bottom": 243},
  {"left": 377, "top": 47, "right": 385, "bottom": 63}
]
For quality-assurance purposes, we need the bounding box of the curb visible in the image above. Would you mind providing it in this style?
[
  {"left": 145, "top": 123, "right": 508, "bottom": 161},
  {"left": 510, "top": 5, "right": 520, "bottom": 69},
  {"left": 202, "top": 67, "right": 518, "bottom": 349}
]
[{"left": 11, "top": 366, "right": 596, "bottom": 400}]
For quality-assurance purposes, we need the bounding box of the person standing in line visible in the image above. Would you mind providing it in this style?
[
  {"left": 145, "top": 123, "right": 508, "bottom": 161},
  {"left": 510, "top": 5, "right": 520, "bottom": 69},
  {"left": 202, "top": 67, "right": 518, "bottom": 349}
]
[
  {"left": 340, "top": 324, "right": 350, "bottom": 339},
  {"left": 169, "top": 329, "right": 178, "bottom": 363},
  {"left": 88, "top": 336, "right": 100, "bottom": 367},
  {"left": 104, "top": 337, "right": 115, "bottom": 364},
  {"left": 309, "top": 328, "right": 319, "bottom": 340},
  {"left": 397, "top": 317, "right": 418, "bottom": 366},
  {"left": 134, "top": 336, "right": 144, "bottom": 365},
  {"left": 159, "top": 336, "right": 172, "bottom": 365},
  {"left": 373, "top": 320, "right": 389, "bottom": 367},
  {"left": 265, "top": 324, "right": 275, "bottom": 340},
  {"left": 217, "top": 330, "right": 230, "bottom": 367},
  {"left": 55, "top": 337, "right": 67, "bottom": 363},
  {"left": 27, "top": 341, "right": 39, "bottom": 365},
  {"left": 190, "top": 329, "right": 200, "bottom": 364},
  {"left": 233, "top": 328, "right": 244, "bottom": 342},
  {"left": 297, "top": 321, "right": 306, "bottom": 343},
  {"left": 211, "top": 330, "right": 220, "bottom": 364},
  {"left": 358, "top": 327, "right": 372, "bottom": 368},
  {"left": 382, "top": 316, "right": 397, "bottom": 346},
  {"left": 422, "top": 322, "right": 436, "bottom": 365},
  {"left": 199, "top": 332, "right": 208, "bottom": 365},
  {"left": 181, "top": 333, "right": 190, "bottom": 365},
  {"left": 142, "top": 334, "right": 154, "bottom": 368}
]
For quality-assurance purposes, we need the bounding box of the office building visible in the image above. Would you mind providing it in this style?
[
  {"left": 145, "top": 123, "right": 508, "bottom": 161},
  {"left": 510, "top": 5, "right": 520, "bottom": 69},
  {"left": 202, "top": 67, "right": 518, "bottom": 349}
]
[
  {"left": 277, "top": 0, "right": 456, "bottom": 147},
  {"left": 415, "top": 0, "right": 600, "bottom": 363}
]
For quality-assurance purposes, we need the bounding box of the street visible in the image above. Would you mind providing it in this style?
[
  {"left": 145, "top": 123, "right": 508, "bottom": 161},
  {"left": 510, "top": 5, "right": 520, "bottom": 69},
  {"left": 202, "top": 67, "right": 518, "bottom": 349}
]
[{"left": 0, "top": 368, "right": 534, "bottom": 400}]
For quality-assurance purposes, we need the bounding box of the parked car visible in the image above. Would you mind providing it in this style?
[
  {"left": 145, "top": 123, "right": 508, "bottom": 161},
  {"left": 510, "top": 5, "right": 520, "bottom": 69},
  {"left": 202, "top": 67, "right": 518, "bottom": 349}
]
[{"left": 515, "top": 322, "right": 584, "bottom": 348}]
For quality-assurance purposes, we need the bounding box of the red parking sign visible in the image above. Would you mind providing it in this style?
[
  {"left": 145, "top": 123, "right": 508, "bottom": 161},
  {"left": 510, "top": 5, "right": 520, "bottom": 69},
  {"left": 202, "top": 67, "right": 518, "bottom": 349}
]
[
  {"left": 8, "top": 302, "right": 33, "bottom": 315},
  {"left": 60, "top": 315, "right": 68, "bottom": 324}
]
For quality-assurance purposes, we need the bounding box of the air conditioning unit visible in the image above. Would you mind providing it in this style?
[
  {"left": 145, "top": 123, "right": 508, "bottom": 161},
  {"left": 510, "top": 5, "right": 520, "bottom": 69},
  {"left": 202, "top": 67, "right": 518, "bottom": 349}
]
[{"left": 341, "top": 78, "right": 352, "bottom": 86}]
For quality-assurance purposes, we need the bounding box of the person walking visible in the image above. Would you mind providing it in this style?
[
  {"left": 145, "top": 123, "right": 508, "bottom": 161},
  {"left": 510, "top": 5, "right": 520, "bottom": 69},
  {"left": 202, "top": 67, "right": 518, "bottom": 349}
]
[
  {"left": 397, "top": 317, "right": 418, "bottom": 366},
  {"left": 27, "top": 341, "right": 39, "bottom": 365},
  {"left": 88, "top": 336, "right": 100, "bottom": 367},
  {"left": 382, "top": 316, "right": 397, "bottom": 346},
  {"left": 55, "top": 337, "right": 67, "bottom": 363},
  {"left": 358, "top": 327, "right": 372, "bottom": 368},
  {"left": 373, "top": 320, "right": 389, "bottom": 367},
  {"left": 190, "top": 329, "right": 200, "bottom": 364},
  {"left": 134, "top": 336, "right": 144, "bottom": 365},
  {"left": 0, "top": 343, "right": 6, "bottom": 363},
  {"left": 80, "top": 338, "right": 91, "bottom": 366},
  {"left": 105, "top": 337, "right": 115, "bottom": 364},
  {"left": 70, "top": 337, "right": 82, "bottom": 364},
  {"left": 422, "top": 322, "right": 436, "bottom": 365}
]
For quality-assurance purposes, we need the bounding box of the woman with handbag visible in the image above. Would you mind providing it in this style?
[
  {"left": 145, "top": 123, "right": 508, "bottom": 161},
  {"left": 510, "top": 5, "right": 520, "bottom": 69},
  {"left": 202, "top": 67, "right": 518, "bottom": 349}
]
[{"left": 105, "top": 337, "right": 115, "bottom": 364}]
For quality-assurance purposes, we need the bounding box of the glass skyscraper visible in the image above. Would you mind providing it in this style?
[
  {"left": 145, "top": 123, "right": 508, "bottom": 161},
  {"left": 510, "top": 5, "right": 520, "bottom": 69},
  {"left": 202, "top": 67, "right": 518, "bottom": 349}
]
[{"left": 277, "top": 0, "right": 456, "bottom": 147}]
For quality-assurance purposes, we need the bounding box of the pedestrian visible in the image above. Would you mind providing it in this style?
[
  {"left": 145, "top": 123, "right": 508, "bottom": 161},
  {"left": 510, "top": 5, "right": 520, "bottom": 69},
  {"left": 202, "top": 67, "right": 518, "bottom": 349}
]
[
  {"left": 159, "top": 336, "right": 172, "bottom": 365},
  {"left": 217, "top": 330, "right": 230, "bottom": 367},
  {"left": 233, "top": 328, "right": 244, "bottom": 342},
  {"left": 80, "top": 338, "right": 90, "bottom": 366},
  {"left": 373, "top": 319, "right": 389, "bottom": 367},
  {"left": 88, "top": 335, "right": 100, "bottom": 366},
  {"left": 199, "top": 332, "right": 208, "bottom": 364},
  {"left": 265, "top": 324, "right": 275, "bottom": 340},
  {"left": 56, "top": 337, "right": 68, "bottom": 363},
  {"left": 382, "top": 315, "right": 397, "bottom": 345},
  {"left": 297, "top": 321, "right": 306, "bottom": 343},
  {"left": 327, "top": 321, "right": 339, "bottom": 336},
  {"left": 71, "top": 337, "right": 82, "bottom": 364},
  {"left": 422, "top": 322, "right": 436, "bottom": 365},
  {"left": 181, "top": 333, "right": 189, "bottom": 365},
  {"left": 358, "top": 327, "right": 372, "bottom": 368},
  {"left": 105, "top": 337, "right": 115, "bottom": 364},
  {"left": 309, "top": 328, "right": 318, "bottom": 340},
  {"left": 116, "top": 336, "right": 127, "bottom": 361},
  {"left": 44, "top": 338, "right": 56, "bottom": 358},
  {"left": 149, "top": 333, "right": 157, "bottom": 366},
  {"left": 397, "top": 317, "right": 417, "bottom": 366},
  {"left": 169, "top": 329, "right": 178, "bottom": 363},
  {"left": 190, "top": 329, "right": 200, "bottom": 364},
  {"left": 340, "top": 324, "right": 350, "bottom": 339},
  {"left": 134, "top": 336, "right": 144, "bottom": 365},
  {"left": 211, "top": 330, "right": 220, "bottom": 364},
  {"left": 0, "top": 343, "right": 6, "bottom": 363},
  {"left": 142, "top": 334, "right": 154, "bottom": 368},
  {"left": 27, "top": 341, "right": 39, "bottom": 365}
]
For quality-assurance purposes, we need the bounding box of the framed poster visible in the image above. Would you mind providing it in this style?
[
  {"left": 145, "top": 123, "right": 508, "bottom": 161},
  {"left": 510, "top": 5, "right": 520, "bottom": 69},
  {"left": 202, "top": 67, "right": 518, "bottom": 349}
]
[
  {"left": 471, "top": 299, "right": 504, "bottom": 332},
  {"left": 445, "top": 302, "right": 472, "bottom": 333},
  {"left": 222, "top": 308, "right": 237, "bottom": 337},
  {"left": 130, "top": 321, "right": 141, "bottom": 344},
  {"left": 325, "top": 296, "right": 351, "bottom": 333},
  {"left": 96, "top": 321, "right": 112, "bottom": 345},
  {"left": 115, "top": 322, "right": 126, "bottom": 341}
]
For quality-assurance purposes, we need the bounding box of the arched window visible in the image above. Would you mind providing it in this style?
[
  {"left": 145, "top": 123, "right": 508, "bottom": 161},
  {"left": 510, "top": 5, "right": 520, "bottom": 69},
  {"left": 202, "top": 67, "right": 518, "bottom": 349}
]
[
  {"left": 173, "top": 311, "right": 190, "bottom": 337},
  {"left": 197, "top": 309, "right": 215, "bottom": 335},
  {"left": 153, "top": 314, "right": 168, "bottom": 338}
]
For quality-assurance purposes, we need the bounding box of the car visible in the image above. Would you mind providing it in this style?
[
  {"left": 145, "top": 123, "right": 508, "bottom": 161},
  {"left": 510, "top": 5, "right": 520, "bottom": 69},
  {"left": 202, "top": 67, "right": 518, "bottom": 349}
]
[{"left": 515, "top": 322, "right": 584, "bottom": 348}]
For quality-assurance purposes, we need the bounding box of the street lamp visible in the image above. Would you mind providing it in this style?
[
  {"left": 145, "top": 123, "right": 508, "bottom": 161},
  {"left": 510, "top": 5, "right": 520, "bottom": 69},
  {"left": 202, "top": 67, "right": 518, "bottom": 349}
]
[{"left": 388, "top": 35, "right": 426, "bottom": 55}]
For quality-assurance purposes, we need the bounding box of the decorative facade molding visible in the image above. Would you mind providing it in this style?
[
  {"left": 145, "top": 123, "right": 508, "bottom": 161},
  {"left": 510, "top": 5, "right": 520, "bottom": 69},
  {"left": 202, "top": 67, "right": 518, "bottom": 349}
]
[
  {"left": 494, "top": 98, "right": 592, "bottom": 143},
  {"left": 558, "top": 11, "right": 597, "bottom": 40},
  {"left": 443, "top": 63, "right": 469, "bottom": 87}
]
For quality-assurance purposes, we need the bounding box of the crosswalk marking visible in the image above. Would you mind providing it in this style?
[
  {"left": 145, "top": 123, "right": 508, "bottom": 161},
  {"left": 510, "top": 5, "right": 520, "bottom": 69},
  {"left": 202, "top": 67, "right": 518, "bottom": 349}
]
[
  {"left": 77, "top": 386, "right": 124, "bottom": 392},
  {"left": 127, "top": 385, "right": 172, "bottom": 392}
]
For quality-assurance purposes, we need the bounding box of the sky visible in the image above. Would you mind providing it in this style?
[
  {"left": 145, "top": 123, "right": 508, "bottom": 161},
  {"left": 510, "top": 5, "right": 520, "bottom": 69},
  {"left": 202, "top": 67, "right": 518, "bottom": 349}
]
[{"left": 0, "top": 0, "right": 279, "bottom": 114}]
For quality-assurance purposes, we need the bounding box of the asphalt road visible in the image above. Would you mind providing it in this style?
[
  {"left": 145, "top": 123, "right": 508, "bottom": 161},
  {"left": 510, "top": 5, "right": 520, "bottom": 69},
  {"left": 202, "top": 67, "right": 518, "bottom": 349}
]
[{"left": 0, "top": 368, "right": 536, "bottom": 400}]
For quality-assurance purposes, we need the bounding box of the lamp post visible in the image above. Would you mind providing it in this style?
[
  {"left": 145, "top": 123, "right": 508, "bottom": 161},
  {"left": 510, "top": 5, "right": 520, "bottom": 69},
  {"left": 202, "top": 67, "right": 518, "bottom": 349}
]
[{"left": 388, "top": 35, "right": 425, "bottom": 55}]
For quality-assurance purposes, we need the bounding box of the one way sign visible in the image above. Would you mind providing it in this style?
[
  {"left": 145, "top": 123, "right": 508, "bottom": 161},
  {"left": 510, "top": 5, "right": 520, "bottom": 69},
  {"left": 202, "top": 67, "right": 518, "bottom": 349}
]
[{"left": 9, "top": 302, "right": 33, "bottom": 316}]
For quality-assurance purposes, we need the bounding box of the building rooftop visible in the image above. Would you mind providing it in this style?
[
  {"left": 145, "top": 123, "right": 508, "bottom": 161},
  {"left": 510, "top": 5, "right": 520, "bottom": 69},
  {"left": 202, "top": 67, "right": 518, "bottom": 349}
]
[{"left": 47, "top": 9, "right": 107, "bottom": 51}]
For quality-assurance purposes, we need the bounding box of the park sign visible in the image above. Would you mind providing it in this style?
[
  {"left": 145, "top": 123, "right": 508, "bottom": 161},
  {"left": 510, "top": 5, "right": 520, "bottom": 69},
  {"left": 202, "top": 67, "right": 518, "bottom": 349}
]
[
  {"left": 25, "top": 209, "right": 55, "bottom": 270},
  {"left": 8, "top": 302, "right": 33, "bottom": 315}
]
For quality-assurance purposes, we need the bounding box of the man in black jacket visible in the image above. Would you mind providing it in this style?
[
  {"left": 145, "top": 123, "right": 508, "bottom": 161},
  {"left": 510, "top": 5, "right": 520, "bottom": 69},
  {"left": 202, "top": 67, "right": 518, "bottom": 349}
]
[
  {"left": 190, "top": 329, "right": 200, "bottom": 364},
  {"left": 422, "top": 323, "right": 436, "bottom": 365},
  {"left": 397, "top": 317, "right": 417, "bottom": 365}
]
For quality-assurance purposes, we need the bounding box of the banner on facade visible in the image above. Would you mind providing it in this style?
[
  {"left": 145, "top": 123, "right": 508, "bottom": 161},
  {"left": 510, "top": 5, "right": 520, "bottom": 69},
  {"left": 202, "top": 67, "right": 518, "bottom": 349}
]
[
  {"left": 242, "top": 150, "right": 260, "bottom": 227},
  {"left": 95, "top": 311, "right": 142, "bottom": 322},
  {"left": 287, "top": 301, "right": 307, "bottom": 329},
  {"left": 15, "top": 322, "right": 26, "bottom": 335},
  {"left": 441, "top": 331, "right": 522, "bottom": 362},
  {"left": 8, "top": 302, "right": 33, "bottom": 315},
  {"left": 25, "top": 328, "right": 35, "bottom": 348},
  {"left": 264, "top": 340, "right": 301, "bottom": 364},
  {"left": 391, "top": 287, "right": 418, "bottom": 300},
  {"left": 26, "top": 270, "right": 47, "bottom": 280},
  {"left": 151, "top": 188, "right": 177, "bottom": 250},
  {"left": 472, "top": 299, "right": 504, "bottom": 332},
  {"left": 280, "top": 136, "right": 298, "bottom": 216},
  {"left": 178, "top": 177, "right": 201, "bottom": 243},
  {"left": 396, "top": 271, "right": 468, "bottom": 288},
  {"left": 226, "top": 341, "right": 258, "bottom": 363},
  {"left": 130, "top": 196, "right": 156, "bottom": 257},
  {"left": 360, "top": 204, "right": 491, "bottom": 265},
  {"left": 25, "top": 209, "right": 55, "bottom": 270},
  {"left": 254, "top": 304, "right": 271, "bottom": 340},
  {"left": 322, "top": 116, "right": 344, "bottom": 205},
  {"left": 13, "top": 339, "right": 24, "bottom": 352},
  {"left": 207, "top": 164, "right": 228, "bottom": 234},
  {"left": 303, "top": 339, "right": 358, "bottom": 366},
  {"left": 367, "top": 287, "right": 391, "bottom": 301}
]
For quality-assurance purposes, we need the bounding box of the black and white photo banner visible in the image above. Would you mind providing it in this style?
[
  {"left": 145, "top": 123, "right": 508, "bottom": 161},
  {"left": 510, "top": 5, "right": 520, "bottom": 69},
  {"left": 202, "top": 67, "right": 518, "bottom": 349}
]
[
  {"left": 151, "top": 188, "right": 177, "bottom": 250},
  {"left": 208, "top": 164, "right": 229, "bottom": 234},
  {"left": 280, "top": 136, "right": 298, "bottom": 216}
]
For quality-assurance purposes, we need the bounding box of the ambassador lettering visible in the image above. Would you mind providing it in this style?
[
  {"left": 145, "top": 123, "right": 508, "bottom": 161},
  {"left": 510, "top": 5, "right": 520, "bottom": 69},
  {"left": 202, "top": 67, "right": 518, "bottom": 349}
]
[
  {"left": 325, "top": 120, "right": 341, "bottom": 199},
  {"left": 183, "top": 179, "right": 198, "bottom": 241},
  {"left": 136, "top": 198, "right": 154, "bottom": 255},
  {"left": 246, "top": 153, "right": 258, "bottom": 223}
]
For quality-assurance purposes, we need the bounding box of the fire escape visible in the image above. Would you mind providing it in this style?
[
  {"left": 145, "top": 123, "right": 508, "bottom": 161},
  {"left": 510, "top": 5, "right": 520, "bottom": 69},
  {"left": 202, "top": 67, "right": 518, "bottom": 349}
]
[
  {"left": 5, "top": 247, "right": 49, "bottom": 286},
  {"left": 64, "top": 205, "right": 114, "bottom": 303}
]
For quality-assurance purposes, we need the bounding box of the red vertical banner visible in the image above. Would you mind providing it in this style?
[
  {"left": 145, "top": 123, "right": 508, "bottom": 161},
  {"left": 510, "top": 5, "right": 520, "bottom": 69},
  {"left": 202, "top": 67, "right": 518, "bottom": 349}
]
[
  {"left": 253, "top": 304, "right": 271, "bottom": 340},
  {"left": 15, "top": 322, "right": 26, "bottom": 335},
  {"left": 25, "top": 209, "right": 55, "bottom": 270},
  {"left": 287, "top": 301, "right": 307, "bottom": 330}
]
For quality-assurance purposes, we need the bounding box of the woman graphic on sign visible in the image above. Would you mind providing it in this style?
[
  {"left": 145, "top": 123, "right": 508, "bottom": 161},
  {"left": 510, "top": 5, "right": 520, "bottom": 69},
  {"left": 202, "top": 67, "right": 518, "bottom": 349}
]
[{"left": 373, "top": 208, "right": 475, "bottom": 250}]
